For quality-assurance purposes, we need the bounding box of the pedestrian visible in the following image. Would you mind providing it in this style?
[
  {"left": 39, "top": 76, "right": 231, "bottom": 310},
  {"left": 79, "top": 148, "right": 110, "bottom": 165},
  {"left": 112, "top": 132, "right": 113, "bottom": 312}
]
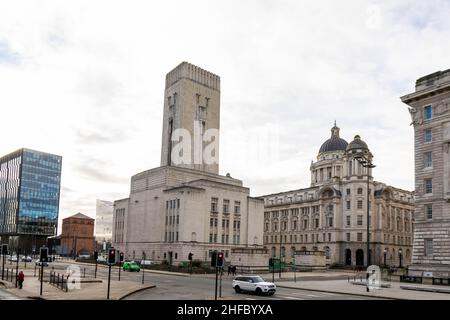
[
  {"left": 227, "top": 265, "right": 231, "bottom": 276},
  {"left": 17, "top": 271, "right": 24, "bottom": 289},
  {"left": 232, "top": 266, "right": 236, "bottom": 276}
]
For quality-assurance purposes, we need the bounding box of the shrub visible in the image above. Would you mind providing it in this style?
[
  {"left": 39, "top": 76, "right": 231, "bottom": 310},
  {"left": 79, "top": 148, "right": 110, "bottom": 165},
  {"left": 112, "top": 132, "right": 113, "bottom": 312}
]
[{"left": 191, "top": 259, "right": 202, "bottom": 268}]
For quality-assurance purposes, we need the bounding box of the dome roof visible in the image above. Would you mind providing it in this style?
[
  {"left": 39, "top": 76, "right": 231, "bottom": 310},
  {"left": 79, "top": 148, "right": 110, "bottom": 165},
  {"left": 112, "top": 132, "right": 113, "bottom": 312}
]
[
  {"left": 319, "top": 123, "right": 348, "bottom": 153},
  {"left": 346, "top": 135, "right": 369, "bottom": 152}
]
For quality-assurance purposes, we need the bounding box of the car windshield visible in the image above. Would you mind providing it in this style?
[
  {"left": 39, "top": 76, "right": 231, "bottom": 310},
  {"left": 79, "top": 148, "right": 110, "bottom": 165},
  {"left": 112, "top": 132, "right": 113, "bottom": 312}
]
[{"left": 251, "top": 276, "right": 265, "bottom": 283}]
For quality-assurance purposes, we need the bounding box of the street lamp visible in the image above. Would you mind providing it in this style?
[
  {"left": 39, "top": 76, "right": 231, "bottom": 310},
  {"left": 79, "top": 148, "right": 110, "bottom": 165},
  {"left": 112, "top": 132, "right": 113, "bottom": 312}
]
[
  {"left": 354, "top": 152, "right": 375, "bottom": 293},
  {"left": 383, "top": 248, "right": 387, "bottom": 268},
  {"left": 354, "top": 153, "right": 375, "bottom": 268},
  {"left": 399, "top": 248, "right": 403, "bottom": 268}
]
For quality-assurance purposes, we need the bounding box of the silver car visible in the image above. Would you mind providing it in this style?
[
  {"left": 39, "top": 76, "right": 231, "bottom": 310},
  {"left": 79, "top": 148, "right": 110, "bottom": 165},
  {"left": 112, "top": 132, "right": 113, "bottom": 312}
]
[{"left": 232, "top": 275, "right": 276, "bottom": 295}]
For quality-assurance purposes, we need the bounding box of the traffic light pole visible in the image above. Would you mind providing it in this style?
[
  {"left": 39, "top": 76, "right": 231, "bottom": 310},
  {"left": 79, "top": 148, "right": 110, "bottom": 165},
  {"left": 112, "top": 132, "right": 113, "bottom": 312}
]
[
  {"left": 107, "top": 264, "right": 112, "bottom": 300},
  {"left": 40, "top": 263, "right": 44, "bottom": 296},
  {"left": 214, "top": 266, "right": 218, "bottom": 301},
  {"left": 95, "top": 260, "right": 98, "bottom": 279},
  {"left": 219, "top": 268, "right": 222, "bottom": 298},
  {"left": 118, "top": 261, "right": 121, "bottom": 281}
]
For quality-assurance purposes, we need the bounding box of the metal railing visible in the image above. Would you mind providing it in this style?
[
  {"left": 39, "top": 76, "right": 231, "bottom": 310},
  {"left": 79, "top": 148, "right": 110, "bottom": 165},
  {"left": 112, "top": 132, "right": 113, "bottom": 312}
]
[
  {"left": 1, "top": 267, "right": 15, "bottom": 282},
  {"left": 49, "top": 271, "right": 69, "bottom": 292},
  {"left": 399, "top": 275, "right": 423, "bottom": 283}
]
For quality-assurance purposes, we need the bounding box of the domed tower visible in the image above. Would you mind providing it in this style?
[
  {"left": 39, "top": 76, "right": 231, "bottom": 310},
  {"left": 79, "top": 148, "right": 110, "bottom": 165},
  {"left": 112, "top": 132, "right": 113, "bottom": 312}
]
[
  {"left": 344, "top": 135, "right": 374, "bottom": 180},
  {"left": 310, "top": 122, "right": 348, "bottom": 187}
]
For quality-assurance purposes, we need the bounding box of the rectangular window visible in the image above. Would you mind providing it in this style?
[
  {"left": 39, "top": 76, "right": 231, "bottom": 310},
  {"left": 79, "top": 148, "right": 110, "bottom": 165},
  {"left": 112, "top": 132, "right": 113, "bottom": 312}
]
[
  {"left": 209, "top": 234, "right": 213, "bottom": 243},
  {"left": 322, "top": 233, "right": 325, "bottom": 242},
  {"left": 346, "top": 201, "right": 351, "bottom": 210},
  {"left": 346, "top": 215, "right": 351, "bottom": 227},
  {"left": 357, "top": 200, "right": 363, "bottom": 209},
  {"left": 315, "top": 218, "right": 319, "bottom": 228},
  {"left": 213, "top": 234, "right": 217, "bottom": 243},
  {"left": 214, "top": 218, "right": 218, "bottom": 227},
  {"left": 357, "top": 233, "right": 363, "bottom": 242},
  {"left": 425, "top": 179, "right": 433, "bottom": 194},
  {"left": 176, "top": 215, "right": 179, "bottom": 224},
  {"left": 425, "top": 239, "right": 433, "bottom": 256},
  {"left": 234, "top": 201, "right": 241, "bottom": 214},
  {"left": 222, "top": 219, "right": 225, "bottom": 228},
  {"left": 424, "top": 105, "right": 432, "bottom": 120},
  {"left": 346, "top": 188, "right": 351, "bottom": 195},
  {"left": 424, "top": 152, "right": 432, "bottom": 168},
  {"left": 177, "top": 199, "right": 180, "bottom": 209},
  {"left": 176, "top": 232, "right": 178, "bottom": 241},
  {"left": 210, "top": 218, "right": 214, "bottom": 227},
  {"left": 328, "top": 233, "right": 331, "bottom": 242},
  {"left": 293, "top": 220, "right": 297, "bottom": 230},
  {"left": 300, "top": 235, "right": 303, "bottom": 243},
  {"left": 211, "top": 197, "right": 218, "bottom": 212},
  {"left": 425, "top": 204, "right": 433, "bottom": 220},
  {"left": 305, "top": 235, "right": 308, "bottom": 243},
  {"left": 425, "top": 129, "right": 432, "bottom": 142},
  {"left": 223, "top": 199, "right": 230, "bottom": 213},
  {"left": 357, "top": 188, "right": 363, "bottom": 195},
  {"left": 327, "top": 217, "right": 333, "bottom": 227},
  {"left": 357, "top": 215, "right": 363, "bottom": 226},
  {"left": 221, "top": 234, "right": 225, "bottom": 244},
  {"left": 346, "top": 233, "right": 350, "bottom": 242}
]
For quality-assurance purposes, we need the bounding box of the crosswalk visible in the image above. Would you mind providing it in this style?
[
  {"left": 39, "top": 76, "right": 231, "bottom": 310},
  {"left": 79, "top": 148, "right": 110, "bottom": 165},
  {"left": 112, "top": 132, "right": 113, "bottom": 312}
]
[{"left": 0, "top": 289, "right": 22, "bottom": 300}]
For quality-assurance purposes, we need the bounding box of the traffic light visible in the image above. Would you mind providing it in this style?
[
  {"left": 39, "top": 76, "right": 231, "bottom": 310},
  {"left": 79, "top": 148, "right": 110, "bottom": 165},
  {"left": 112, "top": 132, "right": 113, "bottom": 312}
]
[
  {"left": 1, "top": 244, "right": 7, "bottom": 256},
  {"left": 210, "top": 251, "right": 217, "bottom": 267},
  {"left": 188, "top": 252, "right": 193, "bottom": 261},
  {"left": 94, "top": 251, "right": 98, "bottom": 260},
  {"left": 119, "top": 251, "right": 124, "bottom": 262},
  {"left": 217, "top": 252, "right": 224, "bottom": 267},
  {"left": 40, "top": 246, "right": 48, "bottom": 263},
  {"left": 108, "top": 248, "right": 116, "bottom": 265}
]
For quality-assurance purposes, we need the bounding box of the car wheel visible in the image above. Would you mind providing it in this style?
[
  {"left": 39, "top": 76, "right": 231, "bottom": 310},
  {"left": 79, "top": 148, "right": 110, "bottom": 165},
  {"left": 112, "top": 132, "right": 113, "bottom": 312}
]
[
  {"left": 255, "top": 287, "right": 262, "bottom": 295},
  {"left": 234, "top": 286, "right": 241, "bottom": 293},
  {"left": 269, "top": 292, "right": 275, "bottom": 296}
]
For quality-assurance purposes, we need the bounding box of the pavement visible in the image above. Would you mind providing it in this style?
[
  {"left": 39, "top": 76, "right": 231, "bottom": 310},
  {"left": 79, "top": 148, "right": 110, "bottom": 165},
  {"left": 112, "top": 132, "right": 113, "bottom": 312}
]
[
  {"left": 275, "top": 274, "right": 450, "bottom": 300},
  {"left": 0, "top": 261, "right": 155, "bottom": 300}
]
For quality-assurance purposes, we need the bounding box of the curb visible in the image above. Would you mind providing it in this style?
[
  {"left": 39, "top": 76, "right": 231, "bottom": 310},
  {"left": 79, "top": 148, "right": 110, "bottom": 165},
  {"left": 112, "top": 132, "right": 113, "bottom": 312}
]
[
  {"left": 118, "top": 285, "right": 157, "bottom": 300},
  {"left": 400, "top": 285, "right": 450, "bottom": 294},
  {"left": 276, "top": 284, "right": 401, "bottom": 300}
]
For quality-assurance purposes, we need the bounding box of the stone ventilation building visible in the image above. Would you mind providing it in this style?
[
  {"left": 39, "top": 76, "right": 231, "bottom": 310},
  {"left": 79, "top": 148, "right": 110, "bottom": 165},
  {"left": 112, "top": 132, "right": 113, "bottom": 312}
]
[
  {"left": 401, "top": 68, "right": 450, "bottom": 277},
  {"left": 112, "top": 62, "right": 266, "bottom": 266},
  {"left": 261, "top": 125, "right": 414, "bottom": 267}
]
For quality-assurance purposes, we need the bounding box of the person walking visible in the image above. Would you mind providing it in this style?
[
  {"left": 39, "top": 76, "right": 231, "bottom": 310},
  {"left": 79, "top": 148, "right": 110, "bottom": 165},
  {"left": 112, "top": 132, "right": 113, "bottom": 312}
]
[{"left": 17, "top": 271, "right": 24, "bottom": 289}]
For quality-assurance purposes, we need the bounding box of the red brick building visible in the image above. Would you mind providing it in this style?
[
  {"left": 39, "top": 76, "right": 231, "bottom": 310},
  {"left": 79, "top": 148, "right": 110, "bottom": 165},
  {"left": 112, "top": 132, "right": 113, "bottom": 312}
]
[{"left": 60, "top": 213, "right": 95, "bottom": 257}]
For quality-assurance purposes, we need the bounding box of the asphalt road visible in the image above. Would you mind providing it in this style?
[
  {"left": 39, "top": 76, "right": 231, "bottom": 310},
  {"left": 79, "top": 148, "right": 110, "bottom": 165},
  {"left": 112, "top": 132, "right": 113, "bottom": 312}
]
[{"left": 46, "top": 261, "right": 383, "bottom": 300}]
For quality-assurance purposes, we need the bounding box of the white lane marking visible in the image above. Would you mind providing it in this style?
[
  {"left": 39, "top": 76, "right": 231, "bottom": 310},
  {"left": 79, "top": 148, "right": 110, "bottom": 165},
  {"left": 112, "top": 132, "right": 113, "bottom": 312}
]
[
  {"left": 306, "top": 294, "right": 320, "bottom": 297},
  {"left": 282, "top": 296, "right": 305, "bottom": 300},
  {"left": 245, "top": 298, "right": 256, "bottom": 300},
  {"left": 317, "top": 292, "right": 336, "bottom": 296}
]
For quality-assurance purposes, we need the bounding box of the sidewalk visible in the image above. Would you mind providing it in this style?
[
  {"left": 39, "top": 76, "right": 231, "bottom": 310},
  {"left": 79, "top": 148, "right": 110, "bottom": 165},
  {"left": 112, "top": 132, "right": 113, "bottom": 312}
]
[
  {"left": 277, "top": 279, "right": 450, "bottom": 300},
  {"left": 2, "top": 267, "right": 155, "bottom": 300}
]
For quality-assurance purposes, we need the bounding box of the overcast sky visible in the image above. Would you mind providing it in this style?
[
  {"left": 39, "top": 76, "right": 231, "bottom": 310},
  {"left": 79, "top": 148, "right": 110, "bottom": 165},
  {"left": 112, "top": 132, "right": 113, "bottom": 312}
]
[{"left": 1, "top": 0, "right": 449, "bottom": 233}]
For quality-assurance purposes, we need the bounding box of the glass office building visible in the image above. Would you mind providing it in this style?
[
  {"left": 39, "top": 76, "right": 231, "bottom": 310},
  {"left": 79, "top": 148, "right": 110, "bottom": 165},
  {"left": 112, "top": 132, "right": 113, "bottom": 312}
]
[{"left": 0, "top": 148, "right": 62, "bottom": 251}]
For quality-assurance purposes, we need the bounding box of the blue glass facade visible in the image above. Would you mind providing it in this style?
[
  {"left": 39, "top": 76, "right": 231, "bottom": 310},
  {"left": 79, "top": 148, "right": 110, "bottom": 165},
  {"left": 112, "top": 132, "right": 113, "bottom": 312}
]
[{"left": 0, "top": 148, "right": 62, "bottom": 237}]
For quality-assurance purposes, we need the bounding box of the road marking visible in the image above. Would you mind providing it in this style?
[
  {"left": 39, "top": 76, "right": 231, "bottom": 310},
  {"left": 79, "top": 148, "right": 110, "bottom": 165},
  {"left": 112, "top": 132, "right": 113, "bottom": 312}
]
[
  {"left": 306, "top": 294, "right": 320, "bottom": 297},
  {"left": 316, "top": 292, "right": 336, "bottom": 296},
  {"left": 282, "top": 296, "right": 305, "bottom": 300},
  {"left": 245, "top": 298, "right": 256, "bottom": 300}
]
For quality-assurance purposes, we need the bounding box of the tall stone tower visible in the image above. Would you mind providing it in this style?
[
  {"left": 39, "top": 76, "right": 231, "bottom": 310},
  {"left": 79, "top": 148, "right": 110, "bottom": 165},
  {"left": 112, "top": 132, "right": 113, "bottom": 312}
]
[
  {"left": 401, "top": 68, "right": 450, "bottom": 277},
  {"left": 160, "top": 62, "right": 220, "bottom": 174}
]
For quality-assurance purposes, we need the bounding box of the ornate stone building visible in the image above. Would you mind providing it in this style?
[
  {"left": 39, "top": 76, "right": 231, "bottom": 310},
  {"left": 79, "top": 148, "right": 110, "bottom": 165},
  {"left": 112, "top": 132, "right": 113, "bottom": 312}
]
[
  {"left": 261, "top": 124, "right": 414, "bottom": 267},
  {"left": 112, "top": 62, "right": 266, "bottom": 266},
  {"left": 401, "top": 68, "right": 450, "bottom": 277}
]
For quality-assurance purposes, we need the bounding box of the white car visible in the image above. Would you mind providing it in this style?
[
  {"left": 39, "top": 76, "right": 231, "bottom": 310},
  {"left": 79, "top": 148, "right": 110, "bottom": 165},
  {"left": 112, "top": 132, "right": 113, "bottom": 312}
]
[{"left": 232, "top": 275, "right": 276, "bottom": 295}]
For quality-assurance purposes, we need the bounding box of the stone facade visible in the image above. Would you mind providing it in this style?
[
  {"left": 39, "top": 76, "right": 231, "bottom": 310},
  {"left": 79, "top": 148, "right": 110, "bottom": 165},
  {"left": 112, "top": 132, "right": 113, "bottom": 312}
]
[
  {"left": 60, "top": 213, "right": 95, "bottom": 256},
  {"left": 401, "top": 68, "right": 450, "bottom": 277},
  {"left": 261, "top": 125, "right": 414, "bottom": 268},
  {"left": 112, "top": 62, "right": 265, "bottom": 267}
]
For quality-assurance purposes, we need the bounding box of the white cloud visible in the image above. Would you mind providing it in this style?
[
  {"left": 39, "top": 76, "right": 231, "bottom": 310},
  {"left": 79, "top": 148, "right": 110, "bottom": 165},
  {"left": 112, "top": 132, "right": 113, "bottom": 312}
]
[{"left": 1, "top": 0, "right": 448, "bottom": 232}]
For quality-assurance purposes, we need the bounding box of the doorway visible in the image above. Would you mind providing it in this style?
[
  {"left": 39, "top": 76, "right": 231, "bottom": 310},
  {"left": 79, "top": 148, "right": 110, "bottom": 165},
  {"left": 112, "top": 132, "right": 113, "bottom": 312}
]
[
  {"left": 345, "top": 249, "right": 352, "bottom": 265},
  {"left": 356, "top": 249, "right": 364, "bottom": 266}
]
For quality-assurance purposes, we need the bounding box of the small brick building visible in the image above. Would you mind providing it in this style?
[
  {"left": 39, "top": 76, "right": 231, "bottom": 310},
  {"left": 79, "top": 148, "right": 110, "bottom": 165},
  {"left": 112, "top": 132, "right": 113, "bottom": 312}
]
[{"left": 60, "top": 213, "right": 95, "bottom": 257}]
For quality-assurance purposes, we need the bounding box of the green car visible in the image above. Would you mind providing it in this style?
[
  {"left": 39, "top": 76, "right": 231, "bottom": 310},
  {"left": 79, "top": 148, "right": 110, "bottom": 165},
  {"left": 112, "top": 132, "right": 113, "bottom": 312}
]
[{"left": 122, "top": 261, "right": 141, "bottom": 272}]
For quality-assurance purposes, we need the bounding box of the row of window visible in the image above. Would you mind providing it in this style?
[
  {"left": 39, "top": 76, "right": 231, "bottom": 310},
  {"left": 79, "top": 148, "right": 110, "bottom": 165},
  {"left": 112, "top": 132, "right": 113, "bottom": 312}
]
[
  {"left": 209, "top": 233, "right": 240, "bottom": 244},
  {"left": 210, "top": 218, "right": 241, "bottom": 229},
  {"left": 165, "top": 231, "right": 179, "bottom": 242},
  {"left": 264, "top": 233, "right": 333, "bottom": 244},
  {"left": 211, "top": 198, "right": 240, "bottom": 214},
  {"left": 166, "top": 199, "right": 180, "bottom": 210}
]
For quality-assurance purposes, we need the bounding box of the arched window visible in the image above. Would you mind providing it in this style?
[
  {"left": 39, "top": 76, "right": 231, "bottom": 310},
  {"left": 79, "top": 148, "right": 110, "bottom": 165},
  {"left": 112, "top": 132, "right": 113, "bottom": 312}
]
[
  {"left": 291, "top": 246, "right": 296, "bottom": 257},
  {"left": 191, "top": 232, "right": 197, "bottom": 242},
  {"left": 281, "top": 246, "right": 286, "bottom": 257}
]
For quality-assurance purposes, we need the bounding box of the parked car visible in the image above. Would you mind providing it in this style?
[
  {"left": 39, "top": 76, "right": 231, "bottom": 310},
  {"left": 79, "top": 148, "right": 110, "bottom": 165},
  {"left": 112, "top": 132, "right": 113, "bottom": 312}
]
[
  {"left": 78, "top": 254, "right": 91, "bottom": 259},
  {"left": 97, "top": 256, "right": 107, "bottom": 262},
  {"left": 232, "top": 275, "right": 276, "bottom": 295},
  {"left": 8, "top": 255, "right": 18, "bottom": 262},
  {"left": 21, "top": 256, "right": 33, "bottom": 262},
  {"left": 122, "top": 261, "right": 141, "bottom": 272}
]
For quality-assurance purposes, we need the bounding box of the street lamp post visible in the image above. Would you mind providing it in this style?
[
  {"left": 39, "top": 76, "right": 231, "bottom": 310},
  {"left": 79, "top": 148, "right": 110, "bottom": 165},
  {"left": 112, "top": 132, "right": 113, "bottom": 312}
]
[
  {"left": 399, "top": 248, "right": 403, "bottom": 268},
  {"left": 354, "top": 153, "right": 375, "bottom": 292}
]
